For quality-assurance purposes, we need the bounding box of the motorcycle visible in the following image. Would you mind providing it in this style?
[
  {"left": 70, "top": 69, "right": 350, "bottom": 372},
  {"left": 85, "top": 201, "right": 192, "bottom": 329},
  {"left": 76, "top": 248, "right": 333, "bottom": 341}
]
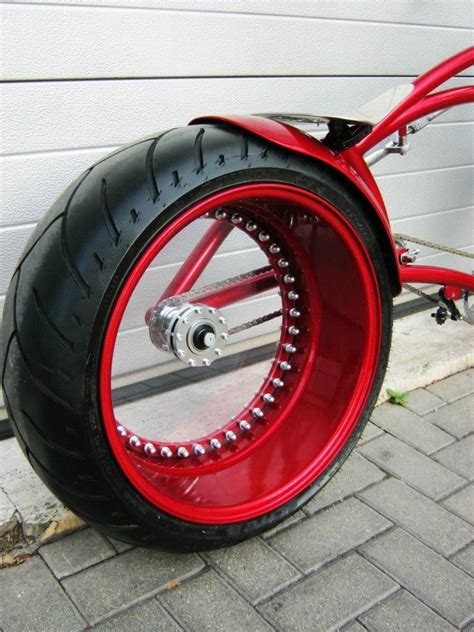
[{"left": 2, "top": 47, "right": 473, "bottom": 550}]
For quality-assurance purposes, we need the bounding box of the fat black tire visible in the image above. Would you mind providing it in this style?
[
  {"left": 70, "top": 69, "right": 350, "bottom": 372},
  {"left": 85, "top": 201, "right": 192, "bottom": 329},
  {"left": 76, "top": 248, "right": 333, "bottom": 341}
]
[{"left": 1, "top": 125, "right": 392, "bottom": 550}]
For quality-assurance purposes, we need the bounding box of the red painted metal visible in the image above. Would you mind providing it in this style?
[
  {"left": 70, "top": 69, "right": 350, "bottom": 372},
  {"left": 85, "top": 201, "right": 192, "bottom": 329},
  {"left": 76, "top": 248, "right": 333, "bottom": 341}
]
[
  {"left": 145, "top": 219, "right": 234, "bottom": 323},
  {"left": 399, "top": 265, "right": 474, "bottom": 292},
  {"left": 356, "top": 47, "right": 474, "bottom": 154},
  {"left": 190, "top": 267, "right": 277, "bottom": 309},
  {"left": 100, "top": 183, "right": 382, "bottom": 524}
]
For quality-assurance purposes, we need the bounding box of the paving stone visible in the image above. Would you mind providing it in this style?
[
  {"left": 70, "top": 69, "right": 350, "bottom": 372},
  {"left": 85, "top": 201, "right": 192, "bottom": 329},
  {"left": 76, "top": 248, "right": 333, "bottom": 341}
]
[
  {"left": 426, "top": 369, "right": 473, "bottom": 403},
  {"left": 433, "top": 435, "right": 473, "bottom": 480},
  {"left": 357, "top": 421, "right": 384, "bottom": 446},
  {"left": 361, "top": 528, "right": 474, "bottom": 628},
  {"left": 261, "top": 510, "right": 306, "bottom": 539},
  {"left": 0, "top": 557, "right": 85, "bottom": 631},
  {"left": 341, "top": 621, "right": 366, "bottom": 632},
  {"left": 269, "top": 497, "right": 391, "bottom": 572},
  {"left": 107, "top": 536, "right": 134, "bottom": 553},
  {"left": 404, "top": 388, "right": 447, "bottom": 416},
  {"left": 424, "top": 394, "right": 474, "bottom": 439},
  {"left": 40, "top": 528, "right": 116, "bottom": 579},
  {"left": 359, "top": 478, "right": 473, "bottom": 556},
  {"left": 259, "top": 553, "right": 398, "bottom": 632},
  {"left": 451, "top": 543, "right": 474, "bottom": 576},
  {"left": 359, "top": 589, "right": 456, "bottom": 631},
  {"left": 205, "top": 537, "right": 301, "bottom": 603},
  {"left": 160, "top": 568, "right": 272, "bottom": 631},
  {"left": 62, "top": 547, "right": 205, "bottom": 624},
  {"left": 92, "top": 598, "right": 182, "bottom": 631},
  {"left": 0, "top": 487, "right": 20, "bottom": 556},
  {"left": 358, "top": 434, "right": 464, "bottom": 500},
  {"left": 304, "top": 453, "right": 385, "bottom": 515},
  {"left": 442, "top": 484, "right": 474, "bottom": 524},
  {"left": 370, "top": 403, "right": 454, "bottom": 455}
]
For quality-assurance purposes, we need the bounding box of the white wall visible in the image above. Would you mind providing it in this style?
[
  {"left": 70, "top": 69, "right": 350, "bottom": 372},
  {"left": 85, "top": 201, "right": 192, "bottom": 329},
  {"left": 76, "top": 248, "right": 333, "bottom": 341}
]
[{"left": 0, "top": 0, "right": 473, "bottom": 378}]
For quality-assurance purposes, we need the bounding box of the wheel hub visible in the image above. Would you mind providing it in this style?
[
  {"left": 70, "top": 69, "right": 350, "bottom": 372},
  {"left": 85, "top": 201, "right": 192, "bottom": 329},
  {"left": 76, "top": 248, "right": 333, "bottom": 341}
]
[{"left": 148, "top": 302, "right": 229, "bottom": 366}]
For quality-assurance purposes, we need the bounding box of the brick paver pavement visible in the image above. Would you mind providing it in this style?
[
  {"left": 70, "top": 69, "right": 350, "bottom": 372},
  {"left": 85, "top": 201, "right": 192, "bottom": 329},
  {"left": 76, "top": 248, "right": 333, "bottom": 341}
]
[{"left": 0, "top": 369, "right": 472, "bottom": 631}]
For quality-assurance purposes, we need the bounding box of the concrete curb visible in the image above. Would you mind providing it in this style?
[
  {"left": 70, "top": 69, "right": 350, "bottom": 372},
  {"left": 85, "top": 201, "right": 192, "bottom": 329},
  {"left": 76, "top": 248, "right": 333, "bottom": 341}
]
[{"left": 1, "top": 311, "right": 472, "bottom": 566}]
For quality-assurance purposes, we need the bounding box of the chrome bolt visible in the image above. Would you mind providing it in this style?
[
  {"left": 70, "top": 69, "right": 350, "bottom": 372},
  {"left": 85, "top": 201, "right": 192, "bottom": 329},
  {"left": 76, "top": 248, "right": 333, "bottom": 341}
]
[
  {"left": 177, "top": 349, "right": 186, "bottom": 358},
  {"left": 252, "top": 407, "right": 264, "bottom": 418},
  {"left": 176, "top": 333, "right": 183, "bottom": 341},
  {"left": 269, "top": 244, "right": 281, "bottom": 254},
  {"left": 273, "top": 378, "right": 284, "bottom": 388},
  {"left": 177, "top": 446, "right": 190, "bottom": 458},
  {"left": 144, "top": 442, "right": 157, "bottom": 456},
  {"left": 218, "top": 316, "right": 227, "bottom": 324},
  {"left": 280, "top": 361, "right": 291, "bottom": 371},
  {"left": 188, "top": 359, "right": 197, "bottom": 367},
  {"left": 129, "top": 435, "right": 141, "bottom": 448},
  {"left": 225, "top": 430, "right": 237, "bottom": 441},
  {"left": 284, "top": 344, "right": 296, "bottom": 353},
  {"left": 288, "top": 326, "right": 300, "bottom": 335},
  {"left": 210, "top": 438, "right": 222, "bottom": 449},
  {"left": 246, "top": 222, "right": 257, "bottom": 232},
  {"left": 161, "top": 446, "right": 173, "bottom": 458},
  {"left": 263, "top": 393, "right": 275, "bottom": 403},
  {"left": 283, "top": 274, "right": 295, "bottom": 284},
  {"left": 215, "top": 210, "right": 227, "bottom": 219},
  {"left": 239, "top": 420, "right": 251, "bottom": 431},
  {"left": 231, "top": 213, "right": 243, "bottom": 224},
  {"left": 202, "top": 358, "right": 211, "bottom": 367},
  {"left": 277, "top": 258, "right": 289, "bottom": 268},
  {"left": 117, "top": 425, "right": 127, "bottom": 437},
  {"left": 258, "top": 231, "right": 270, "bottom": 242},
  {"left": 221, "top": 332, "right": 229, "bottom": 340},
  {"left": 287, "top": 291, "right": 299, "bottom": 301},
  {"left": 193, "top": 443, "right": 206, "bottom": 456},
  {"left": 194, "top": 306, "right": 203, "bottom": 315},
  {"left": 289, "top": 308, "right": 301, "bottom": 318},
  {"left": 214, "top": 348, "right": 223, "bottom": 356}
]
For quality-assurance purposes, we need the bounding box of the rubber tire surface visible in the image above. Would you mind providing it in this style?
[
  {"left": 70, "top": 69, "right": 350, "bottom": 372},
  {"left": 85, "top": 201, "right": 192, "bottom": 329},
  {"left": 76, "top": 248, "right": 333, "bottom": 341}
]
[{"left": 1, "top": 125, "right": 392, "bottom": 550}]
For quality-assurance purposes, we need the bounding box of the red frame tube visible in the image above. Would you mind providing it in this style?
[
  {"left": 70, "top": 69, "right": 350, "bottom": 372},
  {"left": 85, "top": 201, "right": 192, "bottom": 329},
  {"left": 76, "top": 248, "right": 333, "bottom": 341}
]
[{"left": 400, "top": 265, "right": 474, "bottom": 292}]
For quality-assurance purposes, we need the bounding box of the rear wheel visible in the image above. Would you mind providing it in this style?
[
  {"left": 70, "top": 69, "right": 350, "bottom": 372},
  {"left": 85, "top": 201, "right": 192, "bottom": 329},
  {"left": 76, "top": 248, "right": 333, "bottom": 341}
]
[{"left": 1, "top": 125, "right": 391, "bottom": 549}]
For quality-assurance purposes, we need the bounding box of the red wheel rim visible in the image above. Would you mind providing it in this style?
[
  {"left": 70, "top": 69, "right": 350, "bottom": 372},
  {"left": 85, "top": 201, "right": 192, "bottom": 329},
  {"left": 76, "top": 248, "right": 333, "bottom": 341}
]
[{"left": 99, "top": 184, "right": 381, "bottom": 524}]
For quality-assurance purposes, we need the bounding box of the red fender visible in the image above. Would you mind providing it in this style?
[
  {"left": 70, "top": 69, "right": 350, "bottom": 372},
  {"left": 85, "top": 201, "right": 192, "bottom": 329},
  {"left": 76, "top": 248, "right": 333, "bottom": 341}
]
[{"left": 190, "top": 114, "right": 400, "bottom": 295}]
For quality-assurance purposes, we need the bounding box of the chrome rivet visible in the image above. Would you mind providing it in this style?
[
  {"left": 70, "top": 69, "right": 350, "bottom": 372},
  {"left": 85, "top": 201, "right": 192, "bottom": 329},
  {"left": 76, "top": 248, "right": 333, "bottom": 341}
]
[
  {"left": 287, "top": 291, "right": 299, "bottom": 300},
  {"left": 215, "top": 210, "right": 227, "bottom": 219},
  {"left": 129, "top": 435, "right": 141, "bottom": 448},
  {"left": 252, "top": 407, "right": 264, "bottom": 418},
  {"left": 194, "top": 306, "right": 203, "bottom": 315},
  {"left": 269, "top": 244, "right": 281, "bottom": 254},
  {"left": 144, "top": 442, "right": 157, "bottom": 456},
  {"left": 208, "top": 307, "right": 217, "bottom": 314},
  {"left": 188, "top": 359, "right": 196, "bottom": 367},
  {"left": 289, "top": 308, "right": 301, "bottom": 318},
  {"left": 176, "top": 333, "right": 183, "bottom": 341},
  {"left": 288, "top": 326, "right": 300, "bottom": 335},
  {"left": 283, "top": 274, "right": 295, "bottom": 284},
  {"left": 177, "top": 349, "right": 186, "bottom": 358},
  {"left": 258, "top": 231, "right": 270, "bottom": 242},
  {"left": 218, "top": 316, "right": 226, "bottom": 324},
  {"left": 263, "top": 393, "right": 275, "bottom": 403},
  {"left": 239, "top": 420, "right": 251, "bottom": 431},
  {"left": 277, "top": 258, "right": 289, "bottom": 268},
  {"left": 161, "top": 446, "right": 173, "bottom": 458},
  {"left": 202, "top": 358, "right": 211, "bottom": 367},
  {"left": 280, "top": 361, "right": 291, "bottom": 371},
  {"left": 225, "top": 430, "right": 237, "bottom": 441},
  {"left": 246, "top": 222, "right": 257, "bottom": 232},
  {"left": 221, "top": 332, "right": 229, "bottom": 340},
  {"left": 231, "top": 214, "right": 243, "bottom": 224},
  {"left": 214, "top": 348, "right": 223, "bottom": 356},
  {"left": 193, "top": 443, "right": 206, "bottom": 456},
  {"left": 284, "top": 344, "right": 296, "bottom": 353},
  {"left": 273, "top": 378, "right": 284, "bottom": 388},
  {"left": 210, "top": 438, "right": 222, "bottom": 449},
  {"left": 117, "top": 425, "right": 127, "bottom": 437},
  {"left": 177, "top": 446, "right": 190, "bottom": 458}
]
